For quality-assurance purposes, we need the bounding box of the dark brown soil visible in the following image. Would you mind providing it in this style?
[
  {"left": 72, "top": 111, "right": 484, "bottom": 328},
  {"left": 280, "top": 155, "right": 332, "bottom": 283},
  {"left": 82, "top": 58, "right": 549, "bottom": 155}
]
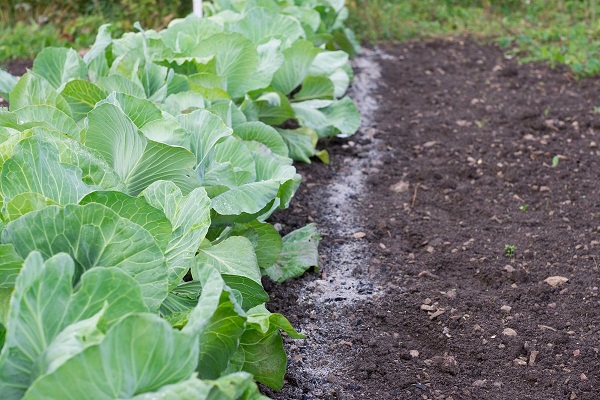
[
  {"left": 265, "top": 39, "right": 600, "bottom": 399},
  {"left": 2, "top": 59, "right": 33, "bottom": 76}
]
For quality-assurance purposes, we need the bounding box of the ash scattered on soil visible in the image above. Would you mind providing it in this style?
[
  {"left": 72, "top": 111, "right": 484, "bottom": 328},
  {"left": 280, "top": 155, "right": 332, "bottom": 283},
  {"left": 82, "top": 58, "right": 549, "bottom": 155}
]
[{"left": 264, "top": 47, "right": 388, "bottom": 398}]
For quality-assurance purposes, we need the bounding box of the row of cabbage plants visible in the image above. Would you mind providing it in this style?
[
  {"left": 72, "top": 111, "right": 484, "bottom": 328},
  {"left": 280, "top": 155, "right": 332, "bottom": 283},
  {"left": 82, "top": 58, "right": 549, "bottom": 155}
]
[{"left": 0, "top": 0, "right": 359, "bottom": 398}]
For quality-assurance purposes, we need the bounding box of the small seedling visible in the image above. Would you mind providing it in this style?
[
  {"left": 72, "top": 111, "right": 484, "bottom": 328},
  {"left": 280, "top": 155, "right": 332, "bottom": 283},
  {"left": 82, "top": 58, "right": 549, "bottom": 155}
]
[
  {"left": 594, "top": 106, "right": 600, "bottom": 115},
  {"left": 551, "top": 155, "right": 559, "bottom": 168},
  {"left": 504, "top": 244, "right": 516, "bottom": 258},
  {"left": 519, "top": 204, "right": 529, "bottom": 212},
  {"left": 544, "top": 108, "right": 550, "bottom": 117}
]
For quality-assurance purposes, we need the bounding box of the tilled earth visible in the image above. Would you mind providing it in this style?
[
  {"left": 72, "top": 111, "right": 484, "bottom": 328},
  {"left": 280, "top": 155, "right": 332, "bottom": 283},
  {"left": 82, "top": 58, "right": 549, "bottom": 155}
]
[{"left": 265, "top": 39, "right": 600, "bottom": 399}]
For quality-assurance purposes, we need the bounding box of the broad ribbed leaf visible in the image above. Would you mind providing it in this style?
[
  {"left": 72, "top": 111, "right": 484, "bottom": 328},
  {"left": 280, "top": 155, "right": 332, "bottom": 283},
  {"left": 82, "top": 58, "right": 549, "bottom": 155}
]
[
  {"left": 328, "top": 67, "right": 351, "bottom": 98},
  {"left": 37, "top": 130, "right": 124, "bottom": 191},
  {"left": 0, "top": 253, "right": 73, "bottom": 398},
  {"left": 237, "top": 304, "right": 305, "bottom": 390},
  {"left": 255, "top": 39, "right": 284, "bottom": 88},
  {"left": 271, "top": 40, "right": 320, "bottom": 95},
  {"left": 9, "top": 73, "right": 71, "bottom": 116},
  {"left": 23, "top": 314, "right": 200, "bottom": 400},
  {"left": 234, "top": 122, "right": 288, "bottom": 157},
  {"left": 229, "top": 221, "right": 282, "bottom": 269},
  {"left": 162, "top": 92, "right": 206, "bottom": 116},
  {"left": 308, "top": 49, "right": 349, "bottom": 76},
  {"left": 97, "top": 75, "right": 146, "bottom": 98},
  {"left": 211, "top": 181, "right": 280, "bottom": 216},
  {"left": 254, "top": 91, "right": 295, "bottom": 126},
  {"left": 205, "top": 101, "right": 248, "bottom": 128},
  {"left": 294, "top": 75, "right": 334, "bottom": 101},
  {"left": 142, "top": 181, "right": 211, "bottom": 288},
  {"left": 1, "top": 136, "right": 95, "bottom": 207},
  {"left": 264, "top": 223, "right": 321, "bottom": 283},
  {"left": 195, "top": 237, "right": 261, "bottom": 284},
  {"left": 317, "top": 96, "right": 361, "bottom": 137},
  {"left": 176, "top": 109, "right": 233, "bottom": 166},
  {"left": 130, "top": 373, "right": 265, "bottom": 400},
  {"left": 202, "top": 136, "right": 256, "bottom": 189},
  {"left": 184, "top": 267, "right": 245, "bottom": 379},
  {"left": 83, "top": 24, "right": 112, "bottom": 82},
  {"left": 161, "top": 16, "right": 223, "bottom": 53},
  {"left": 104, "top": 92, "right": 163, "bottom": 129},
  {"left": 230, "top": 7, "right": 304, "bottom": 46},
  {"left": 0, "top": 244, "right": 23, "bottom": 289},
  {"left": 65, "top": 268, "right": 149, "bottom": 332},
  {"left": 85, "top": 102, "right": 199, "bottom": 195},
  {"left": 32, "top": 47, "right": 87, "bottom": 89},
  {"left": 193, "top": 237, "right": 263, "bottom": 294},
  {"left": 13, "top": 105, "right": 79, "bottom": 137},
  {"left": 79, "top": 191, "right": 173, "bottom": 252},
  {"left": 60, "top": 80, "right": 107, "bottom": 121},
  {"left": 0, "top": 253, "right": 147, "bottom": 399},
  {"left": 0, "top": 70, "right": 17, "bottom": 99},
  {"left": 4, "top": 193, "right": 59, "bottom": 221},
  {"left": 277, "top": 127, "right": 318, "bottom": 163},
  {"left": 291, "top": 99, "right": 333, "bottom": 130},
  {"left": 1, "top": 203, "right": 168, "bottom": 310},
  {"left": 191, "top": 33, "right": 266, "bottom": 99}
]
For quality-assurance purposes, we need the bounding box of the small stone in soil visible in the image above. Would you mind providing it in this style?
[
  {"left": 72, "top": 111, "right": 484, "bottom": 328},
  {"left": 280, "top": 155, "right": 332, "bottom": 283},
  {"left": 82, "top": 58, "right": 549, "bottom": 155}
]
[
  {"left": 544, "top": 276, "right": 569, "bottom": 287},
  {"left": 529, "top": 350, "right": 539, "bottom": 365},
  {"left": 503, "top": 328, "right": 518, "bottom": 337},
  {"left": 513, "top": 358, "right": 527, "bottom": 366},
  {"left": 389, "top": 181, "right": 410, "bottom": 193}
]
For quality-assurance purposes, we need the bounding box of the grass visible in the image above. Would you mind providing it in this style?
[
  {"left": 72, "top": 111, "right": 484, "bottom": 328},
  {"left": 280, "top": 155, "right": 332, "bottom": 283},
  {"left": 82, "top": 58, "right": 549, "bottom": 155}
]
[
  {"left": 0, "top": 0, "right": 187, "bottom": 65},
  {"left": 347, "top": 0, "right": 600, "bottom": 77},
  {"left": 1, "top": 1, "right": 600, "bottom": 77}
]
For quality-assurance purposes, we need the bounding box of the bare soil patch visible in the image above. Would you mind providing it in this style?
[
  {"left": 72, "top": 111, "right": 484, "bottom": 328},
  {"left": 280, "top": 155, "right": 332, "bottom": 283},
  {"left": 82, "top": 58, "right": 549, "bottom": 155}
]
[{"left": 265, "top": 39, "right": 600, "bottom": 399}]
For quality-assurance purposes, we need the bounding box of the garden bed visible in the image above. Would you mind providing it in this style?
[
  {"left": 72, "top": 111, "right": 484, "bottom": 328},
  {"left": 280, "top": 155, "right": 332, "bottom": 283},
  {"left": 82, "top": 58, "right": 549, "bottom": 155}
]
[{"left": 265, "top": 38, "right": 600, "bottom": 399}]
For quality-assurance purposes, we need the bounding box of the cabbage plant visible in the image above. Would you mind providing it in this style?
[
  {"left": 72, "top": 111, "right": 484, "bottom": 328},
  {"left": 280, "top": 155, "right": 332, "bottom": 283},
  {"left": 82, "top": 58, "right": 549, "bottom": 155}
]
[{"left": 0, "top": 0, "right": 357, "bottom": 397}]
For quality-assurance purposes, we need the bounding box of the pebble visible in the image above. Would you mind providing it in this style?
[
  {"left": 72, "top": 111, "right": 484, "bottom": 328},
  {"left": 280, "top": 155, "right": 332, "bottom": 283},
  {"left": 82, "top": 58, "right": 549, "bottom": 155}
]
[
  {"left": 410, "top": 350, "right": 420, "bottom": 358},
  {"left": 513, "top": 358, "right": 527, "bottom": 366},
  {"left": 472, "top": 379, "right": 487, "bottom": 387},
  {"left": 503, "top": 328, "right": 518, "bottom": 337},
  {"left": 529, "top": 350, "right": 539, "bottom": 365},
  {"left": 544, "top": 276, "right": 569, "bottom": 287},
  {"left": 500, "top": 305, "right": 512, "bottom": 313},
  {"left": 389, "top": 181, "right": 410, "bottom": 193},
  {"left": 503, "top": 265, "right": 515, "bottom": 273},
  {"left": 429, "top": 309, "right": 446, "bottom": 320}
]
